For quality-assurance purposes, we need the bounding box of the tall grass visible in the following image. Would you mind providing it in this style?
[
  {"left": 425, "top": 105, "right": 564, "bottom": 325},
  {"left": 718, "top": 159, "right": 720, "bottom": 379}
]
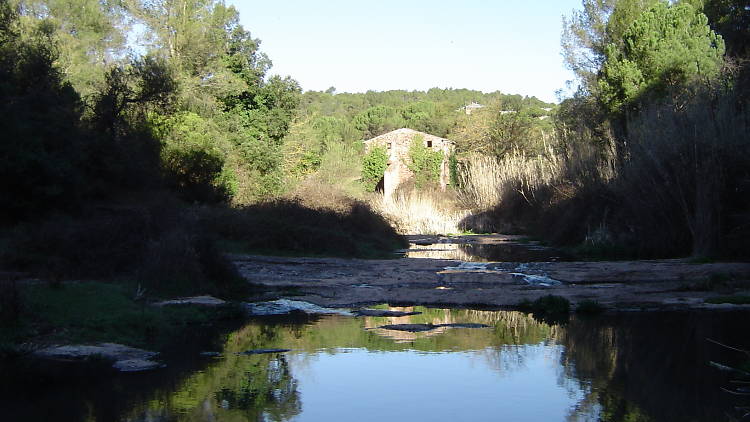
[
  {"left": 615, "top": 85, "right": 750, "bottom": 257},
  {"left": 458, "top": 75, "right": 750, "bottom": 258},
  {"left": 457, "top": 149, "right": 562, "bottom": 210},
  {"left": 373, "top": 189, "right": 469, "bottom": 235}
]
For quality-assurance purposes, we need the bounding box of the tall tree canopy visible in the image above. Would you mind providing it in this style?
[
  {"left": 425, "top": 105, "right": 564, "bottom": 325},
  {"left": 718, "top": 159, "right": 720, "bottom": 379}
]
[{"left": 597, "top": 2, "right": 725, "bottom": 111}]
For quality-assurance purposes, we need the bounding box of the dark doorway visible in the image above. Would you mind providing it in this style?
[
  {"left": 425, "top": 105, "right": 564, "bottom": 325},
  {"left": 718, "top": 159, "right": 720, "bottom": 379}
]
[{"left": 375, "top": 175, "right": 385, "bottom": 193}]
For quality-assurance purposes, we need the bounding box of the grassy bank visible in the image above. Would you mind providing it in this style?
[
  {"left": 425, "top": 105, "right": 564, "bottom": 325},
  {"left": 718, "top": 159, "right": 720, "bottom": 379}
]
[
  {"left": 0, "top": 196, "right": 407, "bottom": 352},
  {"left": 0, "top": 281, "right": 246, "bottom": 357}
]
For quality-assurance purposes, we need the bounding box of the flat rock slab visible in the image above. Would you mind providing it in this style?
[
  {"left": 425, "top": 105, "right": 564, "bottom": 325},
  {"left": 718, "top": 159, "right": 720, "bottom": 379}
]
[
  {"left": 239, "top": 348, "right": 291, "bottom": 355},
  {"left": 152, "top": 295, "right": 226, "bottom": 307},
  {"left": 353, "top": 309, "right": 422, "bottom": 317},
  {"left": 232, "top": 245, "right": 750, "bottom": 311},
  {"left": 34, "top": 343, "right": 162, "bottom": 372}
]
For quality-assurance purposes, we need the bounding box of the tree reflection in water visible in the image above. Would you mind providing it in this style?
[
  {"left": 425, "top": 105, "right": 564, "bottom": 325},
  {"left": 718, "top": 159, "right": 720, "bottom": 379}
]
[{"left": 2, "top": 308, "right": 747, "bottom": 422}]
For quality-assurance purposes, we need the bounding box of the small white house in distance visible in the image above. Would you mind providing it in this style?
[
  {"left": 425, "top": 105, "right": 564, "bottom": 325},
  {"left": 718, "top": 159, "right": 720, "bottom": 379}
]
[
  {"left": 457, "top": 102, "right": 485, "bottom": 115},
  {"left": 363, "top": 128, "right": 455, "bottom": 198}
]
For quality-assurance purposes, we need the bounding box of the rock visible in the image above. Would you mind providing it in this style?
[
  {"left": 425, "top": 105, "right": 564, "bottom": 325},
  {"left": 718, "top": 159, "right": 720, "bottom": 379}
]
[
  {"left": 244, "top": 299, "right": 352, "bottom": 316},
  {"left": 353, "top": 309, "right": 422, "bottom": 317},
  {"left": 239, "top": 348, "right": 291, "bottom": 355},
  {"left": 152, "top": 295, "right": 227, "bottom": 307},
  {"left": 509, "top": 273, "right": 562, "bottom": 287},
  {"left": 34, "top": 343, "right": 162, "bottom": 372},
  {"left": 378, "top": 324, "right": 438, "bottom": 332}
]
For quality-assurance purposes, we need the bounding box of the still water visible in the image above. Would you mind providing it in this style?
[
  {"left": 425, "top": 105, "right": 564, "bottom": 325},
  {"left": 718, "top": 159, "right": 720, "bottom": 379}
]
[{"left": 2, "top": 308, "right": 748, "bottom": 422}]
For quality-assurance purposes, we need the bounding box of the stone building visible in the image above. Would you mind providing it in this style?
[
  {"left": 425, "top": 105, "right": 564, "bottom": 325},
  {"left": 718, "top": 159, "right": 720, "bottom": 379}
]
[{"left": 363, "top": 128, "right": 455, "bottom": 198}]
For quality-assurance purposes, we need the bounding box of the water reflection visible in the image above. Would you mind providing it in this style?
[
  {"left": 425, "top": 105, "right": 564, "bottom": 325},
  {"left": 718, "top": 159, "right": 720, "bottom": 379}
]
[
  {"left": 2, "top": 309, "right": 747, "bottom": 422},
  {"left": 405, "top": 240, "right": 569, "bottom": 262}
]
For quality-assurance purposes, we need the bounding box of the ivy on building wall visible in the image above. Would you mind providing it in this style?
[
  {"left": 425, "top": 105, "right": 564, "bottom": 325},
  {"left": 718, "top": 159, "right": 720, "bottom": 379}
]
[
  {"left": 407, "top": 135, "right": 443, "bottom": 189},
  {"left": 361, "top": 146, "right": 388, "bottom": 192}
]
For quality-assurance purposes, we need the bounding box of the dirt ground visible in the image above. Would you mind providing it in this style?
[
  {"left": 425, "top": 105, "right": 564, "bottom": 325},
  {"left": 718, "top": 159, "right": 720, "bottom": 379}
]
[{"left": 232, "top": 235, "right": 750, "bottom": 311}]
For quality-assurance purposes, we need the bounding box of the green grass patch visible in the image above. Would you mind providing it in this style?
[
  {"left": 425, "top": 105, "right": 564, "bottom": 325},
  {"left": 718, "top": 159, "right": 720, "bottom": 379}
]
[
  {"left": 705, "top": 295, "right": 750, "bottom": 305},
  {"left": 1, "top": 282, "right": 245, "bottom": 352}
]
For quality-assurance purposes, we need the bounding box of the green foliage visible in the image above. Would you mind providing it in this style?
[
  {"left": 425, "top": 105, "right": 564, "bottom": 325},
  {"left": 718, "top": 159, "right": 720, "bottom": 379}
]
[
  {"left": 561, "top": 0, "right": 661, "bottom": 92},
  {"left": 598, "top": 2, "right": 725, "bottom": 111},
  {"left": 0, "top": 4, "right": 86, "bottom": 220},
  {"left": 449, "top": 153, "right": 459, "bottom": 187},
  {"left": 8, "top": 282, "right": 245, "bottom": 349},
  {"left": 353, "top": 105, "right": 405, "bottom": 139},
  {"left": 697, "top": 0, "right": 750, "bottom": 57},
  {"left": 407, "top": 135, "right": 444, "bottom": 189},
  {"left": 361, "top": 146, "right": 389, "bottom": 192},
  {"left": 159, "top": 112, "right": 233, "bottom": 202},
  {"left": 18, "top": 0, "right": 129, "bottom": 96}
]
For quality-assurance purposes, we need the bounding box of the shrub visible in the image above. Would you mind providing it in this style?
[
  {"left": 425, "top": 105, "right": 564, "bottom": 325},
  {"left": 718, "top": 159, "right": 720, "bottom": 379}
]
[
  {"left": 407, "top": 135, "right": 443, "bottom": 189},
  {"left": 362, "top": 146, "right": 388, "bottom": 192}
]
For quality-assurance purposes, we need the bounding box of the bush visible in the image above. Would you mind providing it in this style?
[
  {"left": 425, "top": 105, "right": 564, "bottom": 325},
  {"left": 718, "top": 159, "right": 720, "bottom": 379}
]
[
  {"left": 407, "top": 135, "right": 443, "bottom": 189},
  {"left": 362, "top": 146, "right": 388, "bottom": 192}
]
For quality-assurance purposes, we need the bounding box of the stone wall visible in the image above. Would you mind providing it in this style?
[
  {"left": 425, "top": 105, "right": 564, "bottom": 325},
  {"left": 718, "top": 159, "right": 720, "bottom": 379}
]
[{"left": 364, "top": 128, "right": 454, "bottom": 197}]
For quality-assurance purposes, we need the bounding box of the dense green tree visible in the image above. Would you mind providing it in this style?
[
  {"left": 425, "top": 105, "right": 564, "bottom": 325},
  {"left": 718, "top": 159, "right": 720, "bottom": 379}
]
[
  {"left": 597, "top": 2, "right": 725, "bottom": 111},
  {"left": 353, "top": 105, "right": 405, "bottom": 139},
  {"left": 686, "top": 0, "right": 750, "bottom": 57},
  {"left": 562, "top": 0, "right": 660, "bottom": 92},
  {"left": 0, "top": 2, "right": 85, "bottom": 219},
  {"left": 16, "top": 0, "right": 128, "bottom": 96}
]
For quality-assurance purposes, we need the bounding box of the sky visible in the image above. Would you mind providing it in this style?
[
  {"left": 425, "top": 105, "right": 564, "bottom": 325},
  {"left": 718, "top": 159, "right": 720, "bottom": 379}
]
[{"left": 228, "top": 0, "right": 583, "bottom": 103}]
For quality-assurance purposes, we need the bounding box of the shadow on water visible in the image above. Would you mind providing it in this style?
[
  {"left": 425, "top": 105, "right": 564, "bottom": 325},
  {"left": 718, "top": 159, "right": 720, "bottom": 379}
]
[{"left": 1, "top": 308, "right": 748, "bottom": 421}]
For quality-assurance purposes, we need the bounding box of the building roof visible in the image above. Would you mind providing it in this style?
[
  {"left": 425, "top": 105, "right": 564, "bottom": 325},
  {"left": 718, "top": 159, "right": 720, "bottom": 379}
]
[{"left": 363, "top": 128, "right": 454, "bottom": 145}]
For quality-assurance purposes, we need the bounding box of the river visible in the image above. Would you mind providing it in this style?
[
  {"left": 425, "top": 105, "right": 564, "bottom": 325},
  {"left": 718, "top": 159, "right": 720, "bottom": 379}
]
[{"left": 2, "top": 306, "right": 748, "bottom": 422}]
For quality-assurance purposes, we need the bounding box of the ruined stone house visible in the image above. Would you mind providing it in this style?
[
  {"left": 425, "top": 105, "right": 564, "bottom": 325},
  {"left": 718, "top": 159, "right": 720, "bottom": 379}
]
[{"left": 363, "top": 128, "right": 455, "bottom": 198}]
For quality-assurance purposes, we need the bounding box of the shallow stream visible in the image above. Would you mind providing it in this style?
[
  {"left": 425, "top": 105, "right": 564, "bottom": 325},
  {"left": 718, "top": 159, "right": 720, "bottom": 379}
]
[{"left": 2, "top": 307, "right": 748, "bottom": 422}]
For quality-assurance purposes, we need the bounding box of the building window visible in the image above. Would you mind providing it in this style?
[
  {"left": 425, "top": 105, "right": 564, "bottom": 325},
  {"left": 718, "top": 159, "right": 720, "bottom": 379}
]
[
  {"left": 387, "top": 143, "right": 392, "bottom": 149},
  {"left": 426, "top": 140, "right": 433, "bottom": 148}
]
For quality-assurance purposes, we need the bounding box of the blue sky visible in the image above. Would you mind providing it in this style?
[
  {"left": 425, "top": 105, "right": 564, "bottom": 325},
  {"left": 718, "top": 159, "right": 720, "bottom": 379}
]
[{"left": 228, "top": 0, "right": 583, "bottom": 103}]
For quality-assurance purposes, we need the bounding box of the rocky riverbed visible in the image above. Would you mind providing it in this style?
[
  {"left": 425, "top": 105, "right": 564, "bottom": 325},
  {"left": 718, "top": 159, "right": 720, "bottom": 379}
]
[{"left": 232, "top": 234, "right": 750, "bottom": 311}]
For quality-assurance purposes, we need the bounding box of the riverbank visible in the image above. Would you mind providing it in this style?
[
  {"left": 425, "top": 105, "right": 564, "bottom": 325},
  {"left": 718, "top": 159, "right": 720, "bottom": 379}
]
[
  {"left": 232, "top": 234, "right": 750, "bottom": 312},
  {"left": 0, "top": 281, "right": 247, "bottom": 358}
]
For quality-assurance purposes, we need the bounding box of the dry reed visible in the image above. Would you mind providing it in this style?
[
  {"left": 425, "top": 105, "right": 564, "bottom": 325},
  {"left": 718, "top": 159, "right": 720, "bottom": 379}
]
[
  {"left": 458, "top": 148, "right": 562, "bottom": 210},
  {"left": 373, "top": 190, "right": 470, "bottom": 235}
]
